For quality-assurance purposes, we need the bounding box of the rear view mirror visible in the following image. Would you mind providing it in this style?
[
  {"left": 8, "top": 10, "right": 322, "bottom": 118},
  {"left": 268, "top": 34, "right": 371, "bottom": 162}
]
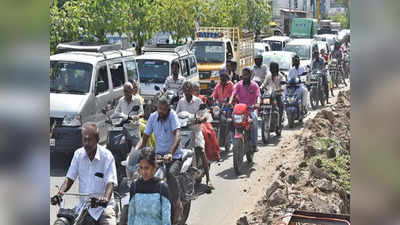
[
  {"left": 154, "top": 85, "right": 160, "bottom": 91},
  {"left": 280, "top": 81, "right": 287, "bottom": 85},
  {"left": 131, "top": 105, "right": 140, "bottom": 112},
  {"left": 95, "top": 81, "right": 106, "bottom": 95}
]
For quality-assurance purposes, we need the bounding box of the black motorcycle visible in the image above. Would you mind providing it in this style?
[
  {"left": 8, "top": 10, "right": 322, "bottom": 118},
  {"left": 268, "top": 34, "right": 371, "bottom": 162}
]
[
  {"left": 208, "top": 98, "right": 233, "bottom": 151},
  {"left": 260, "top": 89, "right": 283, "bottom": 144},
  {"left": 308, "top": 70, "right": 328, "bottom": 109},
  {"left": 104, "top": 105, "right": 141, "bottom": 188}
]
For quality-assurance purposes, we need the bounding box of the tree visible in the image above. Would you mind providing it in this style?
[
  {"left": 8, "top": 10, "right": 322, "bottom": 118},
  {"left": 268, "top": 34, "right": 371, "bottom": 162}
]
[
  {"left": 331, "top": 13, "right": 348, "bottom": 29},
  {"left": 245, "top": 0, "right": 271, "bottom": 35},
  {"left": 335, "top": 0, "right": 350, "bottom": 28}
]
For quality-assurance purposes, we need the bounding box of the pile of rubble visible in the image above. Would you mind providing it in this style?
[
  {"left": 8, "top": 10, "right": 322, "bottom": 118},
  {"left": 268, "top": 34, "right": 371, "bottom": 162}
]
[{"left": 238, "top": 91, "right": 351, "bottom": 225}]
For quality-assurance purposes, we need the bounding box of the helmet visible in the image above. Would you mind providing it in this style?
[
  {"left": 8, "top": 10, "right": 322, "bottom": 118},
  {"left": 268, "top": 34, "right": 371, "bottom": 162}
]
[{"left": 218, "top": 68, "right": 229, "bottom": 78}]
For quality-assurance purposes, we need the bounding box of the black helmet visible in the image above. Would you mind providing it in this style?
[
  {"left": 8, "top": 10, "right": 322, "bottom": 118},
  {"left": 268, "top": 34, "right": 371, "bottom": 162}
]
[{"left": 254, "top": 54, "right": 263, "bottom": 60}]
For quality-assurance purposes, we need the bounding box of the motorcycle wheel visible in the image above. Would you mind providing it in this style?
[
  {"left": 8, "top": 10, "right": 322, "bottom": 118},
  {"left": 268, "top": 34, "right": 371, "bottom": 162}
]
[
  {"left": 261, "top": 120, "right": 270, "bottom": 144},
  {"left": 194, "top": 148, "right": 204, "bottom": 185},
  {"left": 319, "top": 88, "right": 326, "bottom": 106},
  {"left": 310, "top": 90, "right": 318, "bottom": 109},
  {"left": 233, "top": 138, "right": 243, "bottom": 175},
  {"left": 287, "top": 113, "right": 294, "bottom": 128},
  {"left": 178, "top": 200, "right": 191, "bottom": 225},
  {"left": 245, "top": 138, "right": 254, "bottom": 163}
]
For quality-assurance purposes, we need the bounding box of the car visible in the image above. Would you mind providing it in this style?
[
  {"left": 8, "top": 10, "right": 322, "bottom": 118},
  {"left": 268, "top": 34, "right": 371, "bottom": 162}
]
[
  {"left": 137, "top": 44, "right": 199, "bottom": 101},
  {"left": 262, "top": 36, "right": 291, "bottom": 51},
  {"left": 314, "top": 34, "right": 338, "bottom": 51},
  {"left": 50, "top": 42, "right": 138, "bottom": 156},
  {"left": 254, "top": 42, "right": 270, "bottom": 56},
  {"left": 285, "top": 38, "right": 319, "bottom": 71},
  {"left": 261, "top": 51, "right": 296, "bottom": 78}
]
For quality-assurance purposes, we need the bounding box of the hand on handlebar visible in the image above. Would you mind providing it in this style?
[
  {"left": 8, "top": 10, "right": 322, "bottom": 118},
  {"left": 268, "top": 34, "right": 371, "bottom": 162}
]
[
  {"left": 163, "top": 154, "right": 173, "bottom": 163},
  {"left": 51, "top": 194, "right": 63, "bottom": 205}
]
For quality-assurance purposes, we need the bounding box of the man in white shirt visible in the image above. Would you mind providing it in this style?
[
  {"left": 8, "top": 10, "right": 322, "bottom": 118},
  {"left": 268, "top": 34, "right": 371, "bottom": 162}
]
[
  {"left": 252, "top": 54, "right": 268, "bottom": 84},
  {"left": 176, "top": 81, "right": 213, "bottom": 189},
  {"left": 112, "top": 82, "right": 144, "bottom": 148},
  {"left": 287, "top": 55, "right": 310, "bottom": 111},
  {"left": 53, "top": 123, "right": 118, "bottom": 225},
  {"left": 163, "top": 60, "right": 185, "bottom": 95}
]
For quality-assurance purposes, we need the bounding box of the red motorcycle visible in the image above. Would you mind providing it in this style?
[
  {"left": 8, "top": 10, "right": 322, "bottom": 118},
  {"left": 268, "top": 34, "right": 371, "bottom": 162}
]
[{"left": 232, "top": 103, "right": 255, "bottom": 175}]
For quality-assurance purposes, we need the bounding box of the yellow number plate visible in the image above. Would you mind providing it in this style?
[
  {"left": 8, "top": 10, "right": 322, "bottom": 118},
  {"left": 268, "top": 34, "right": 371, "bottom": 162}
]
[{"left": 200, "top": 84, "right": 208, "bottom": 89}]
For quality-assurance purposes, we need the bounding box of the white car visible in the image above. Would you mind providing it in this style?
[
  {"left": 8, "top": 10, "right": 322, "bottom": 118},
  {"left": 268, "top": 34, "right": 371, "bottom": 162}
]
[
  {"left": 262, "top": 36, "right": 291, "bottom": 51},
  {"left": 314, "top": 34, "right": 338, "bottom": 51},
  {"left": 261, "top": 51, "right": 296, "bottom": 78}
]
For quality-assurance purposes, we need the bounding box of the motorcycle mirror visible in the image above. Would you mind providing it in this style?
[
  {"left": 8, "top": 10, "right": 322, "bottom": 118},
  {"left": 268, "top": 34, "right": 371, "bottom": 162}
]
[
  {"left": 131, "top": 105, "right": 140, "bottom": 112},
  {"left": 280, "top": 81, "right": 287, "bottom": 85},
  {"left": 154, "top": 85, "right": 160, "bottom": 91},
  {"left": 101, "top": 108, "right": 107, "bottom": 115}
]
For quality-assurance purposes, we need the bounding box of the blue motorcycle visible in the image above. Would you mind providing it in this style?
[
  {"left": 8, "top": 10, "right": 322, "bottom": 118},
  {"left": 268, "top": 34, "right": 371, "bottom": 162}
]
[{"left": 284, "top": 81, "right": 305, "bottom": 128}]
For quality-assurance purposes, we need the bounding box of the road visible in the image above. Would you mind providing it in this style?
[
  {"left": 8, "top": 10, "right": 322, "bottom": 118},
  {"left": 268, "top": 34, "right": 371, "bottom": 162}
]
[{"left": 50, "top": 85, "right": 349, "bottom": 225}]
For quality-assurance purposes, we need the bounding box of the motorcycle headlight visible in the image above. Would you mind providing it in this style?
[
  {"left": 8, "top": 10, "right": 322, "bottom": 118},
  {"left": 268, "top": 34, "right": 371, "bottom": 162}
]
[
  {"left": 62, "top": 114, "right": 81, "bottom": 127},
  {"left": 233, "top": 114, "right": 244, "bottom": 123},
  {"left": 288, "top": 97, "right": 296, "bottom": 104},
  {"left": 263, "top": 98, "right": 270, "bottom": 105},
  {"left": 212, "top": 106, "right": 220, "bottom": 116}
]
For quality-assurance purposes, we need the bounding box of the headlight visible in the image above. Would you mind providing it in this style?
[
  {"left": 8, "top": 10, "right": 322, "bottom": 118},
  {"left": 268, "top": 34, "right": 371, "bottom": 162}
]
[
  {"left": 263, "top": 98, "right": 270, "bottom": 105},
  {"left": 62, "top": 114, "right": 81, "bottom": 127},
  {"left": 212, "top": 106, "right": 220, "bottom": 116},
  {"left": 288, "top": 97, "right": 296, "bottom": 104},
  {"left": 233, "top": 114, "right": 244, "bottom": 123}
]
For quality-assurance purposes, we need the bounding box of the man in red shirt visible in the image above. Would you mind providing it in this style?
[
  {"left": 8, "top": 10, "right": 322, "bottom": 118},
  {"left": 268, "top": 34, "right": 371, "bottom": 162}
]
[{"left": 212, "top": 68, "right": 234, "bottom": 103}]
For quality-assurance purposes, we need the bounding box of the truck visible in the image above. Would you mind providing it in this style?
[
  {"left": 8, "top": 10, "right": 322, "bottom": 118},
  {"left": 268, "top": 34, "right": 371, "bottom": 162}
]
[
  {"left": 191, "top": 27, "right": 254, "bottom": 95},
  {"left": 290, "top": 18, "right": 319, "bottom": 39}
]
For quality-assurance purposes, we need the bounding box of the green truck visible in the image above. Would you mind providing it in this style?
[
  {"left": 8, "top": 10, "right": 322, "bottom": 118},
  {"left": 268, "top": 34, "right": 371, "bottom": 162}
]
[{"left": 290, "top": 18, "right": 319, "bottom": 39}]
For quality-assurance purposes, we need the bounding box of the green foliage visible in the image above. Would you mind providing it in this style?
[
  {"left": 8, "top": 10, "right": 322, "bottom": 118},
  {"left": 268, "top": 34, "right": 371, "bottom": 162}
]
[
  {"left": 331, "top": 13, "right": 349, "bottom": 29},
  {"left": 309, "top": 138, "right": 351, "bottom": 192},
  {"left": 50, "top": 0, "right": 272, "bottom": 54}
]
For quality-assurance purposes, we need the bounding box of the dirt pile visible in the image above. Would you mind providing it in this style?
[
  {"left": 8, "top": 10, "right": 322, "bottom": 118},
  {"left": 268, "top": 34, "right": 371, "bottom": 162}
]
[{"left": 238, "top": 91, "right": 351, "bottom": 225}]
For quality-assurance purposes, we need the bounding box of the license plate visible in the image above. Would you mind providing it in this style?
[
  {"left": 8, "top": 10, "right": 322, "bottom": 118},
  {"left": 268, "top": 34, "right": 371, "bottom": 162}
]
[
  {"left": 50, "top": 138, "right": 55, "bottom": 147},
  {"left": 200, "top": 84, "right": 208, "bottom": 89}
]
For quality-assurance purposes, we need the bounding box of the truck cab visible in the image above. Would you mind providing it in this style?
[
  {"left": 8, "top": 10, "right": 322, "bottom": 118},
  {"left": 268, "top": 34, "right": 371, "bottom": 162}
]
[{"left": 191, "top": 27, "right": 254, "bottom": 95}]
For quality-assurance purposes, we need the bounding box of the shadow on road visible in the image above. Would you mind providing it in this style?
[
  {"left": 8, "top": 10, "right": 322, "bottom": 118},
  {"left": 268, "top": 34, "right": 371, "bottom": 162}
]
[{"left": 215, "top": 161, "right": 256, "bottom": 180}]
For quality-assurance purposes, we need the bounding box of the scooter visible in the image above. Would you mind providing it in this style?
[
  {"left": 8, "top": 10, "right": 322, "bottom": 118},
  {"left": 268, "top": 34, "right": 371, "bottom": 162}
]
[
  {"left": 104, "top": 105, "right": 141, "bottom": 188},
  {"left": 51, "top": 188, "right": 122, "bottom": 225},
  {"left": 260, "top": 89, "right": 283, "bottom": 144},
  {"left": 232, "top": 103, "right": 255, "bottom": 175},
  {"left": 284, "top": 80, "right": 305, "bottom": 128}
]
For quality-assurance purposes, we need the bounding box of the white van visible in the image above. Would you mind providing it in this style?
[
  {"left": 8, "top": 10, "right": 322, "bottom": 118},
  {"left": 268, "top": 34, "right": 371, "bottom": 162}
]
[
  {"left": 50, "top": 42, "right": 138, "bottom": 156},
  {"left": 136, "top": 44, "right": 199, "bottom": 101},
  {"left": 262, "top": 36, "right": 291, "bottom": 51}
]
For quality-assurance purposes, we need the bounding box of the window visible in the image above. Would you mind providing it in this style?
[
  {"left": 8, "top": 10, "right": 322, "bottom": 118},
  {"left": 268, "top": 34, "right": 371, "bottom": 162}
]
[
  {"left": 96, "top": 65, "right": 109, "bottom": 94},
  {"left": 189, "top": 56, "right": 198, "bottom": 75},
  {"left": 294, "top": 0, "right": 298, "bottom": 9},
  {"left": 109, "top": 61, "right": 125, "bottom": 88},
  {"left": 125, "top": 60, "right": 138, "bottom": 82},
  {"left": 180, "top": 58, "right": 189, "bottom": 77},
  {"left": 50, "top": 61, "right": 93, "bottom": 94}
]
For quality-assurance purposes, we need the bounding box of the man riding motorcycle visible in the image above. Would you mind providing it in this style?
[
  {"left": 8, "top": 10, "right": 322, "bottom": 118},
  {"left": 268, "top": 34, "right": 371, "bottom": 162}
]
[
  {"left": 252, "top": 54, "right": 268, "bottom": 85},
  {"left": 135, "top": 96, "right": 183, "bottom": 223},
  {"left": 112, "top": 82, "right": 144, "bottom": 150},
  {"left": 288, "top": 55, "right": 309, "bottom": 112},
  {"left": 227, "top": 59, "right": 240, "bottom": 84},
  {"left": 229, "top": 67, "right": 261, "bottom": 152},
  {"left": 311, "top": 50, "right": 330, "bottom": 104},
  {"left": 176, "top": 81, "right": 213, "bottom": 189},
  {"left": 260, "top": 62, "right": 285, "bottom": 132},
  {"left": 163, "top": 60, "right": 185, "bottom": 95}
]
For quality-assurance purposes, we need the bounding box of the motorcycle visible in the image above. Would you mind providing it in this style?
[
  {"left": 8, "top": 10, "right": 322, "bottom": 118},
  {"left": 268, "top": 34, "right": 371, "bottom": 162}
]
[
  {"left": 284, "top": 80, "right": 305, "bottom": 128},
  {"left": 343, "top": 50, "right": 350, "bottom": 79},
  {"left": 104, "top": 105, "right": 141, "bottom": 188},
  {"left": 260, "top": 89, "right": 283, "bottom": 144},
  {"left": 208, "top": 98, "right": 233, "bottom": 151},
  {"left": 51, "top": 189, "right": 122, "bottom": 225},
  {"left": 232, "top": 103, "right": 255, "bottom": 175},
  {"left": 308, "top": 70, "right": 328, "bottom": 109},
  {"left": 329, "top": 58, "right": 347, "bottom": 88}
]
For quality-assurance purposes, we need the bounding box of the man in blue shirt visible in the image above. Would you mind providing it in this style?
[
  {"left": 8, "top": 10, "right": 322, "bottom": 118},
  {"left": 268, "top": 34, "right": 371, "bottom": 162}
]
[{"left": 135, "top": 96, "right": 183, "bottom": 223}]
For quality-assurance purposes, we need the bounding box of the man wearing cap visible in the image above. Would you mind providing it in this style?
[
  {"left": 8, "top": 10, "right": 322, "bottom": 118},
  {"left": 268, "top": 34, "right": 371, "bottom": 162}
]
[
  {"left": 212, "top": 68, "right": 234, "bottom": 103},
  {"left": 252, "top": 54, "right": 268, "bottom": 85}
]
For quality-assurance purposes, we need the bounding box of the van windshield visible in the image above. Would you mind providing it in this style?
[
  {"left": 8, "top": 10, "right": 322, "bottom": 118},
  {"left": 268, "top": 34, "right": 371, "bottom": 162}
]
[
  {"left": 285, "top": 44, "right": 311, "bottom": 60},
  {"left": 266, "top": 40, "right": 283, "bottom": 51},
  {"left": 50, "top": 61, "right": 92, "bottom": 94},
  {"left": 137, "top": 59, "right": 169, "bottom": 83},
  {"left": 191, "top": 41, "right": 225, "bottom": 63}
]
